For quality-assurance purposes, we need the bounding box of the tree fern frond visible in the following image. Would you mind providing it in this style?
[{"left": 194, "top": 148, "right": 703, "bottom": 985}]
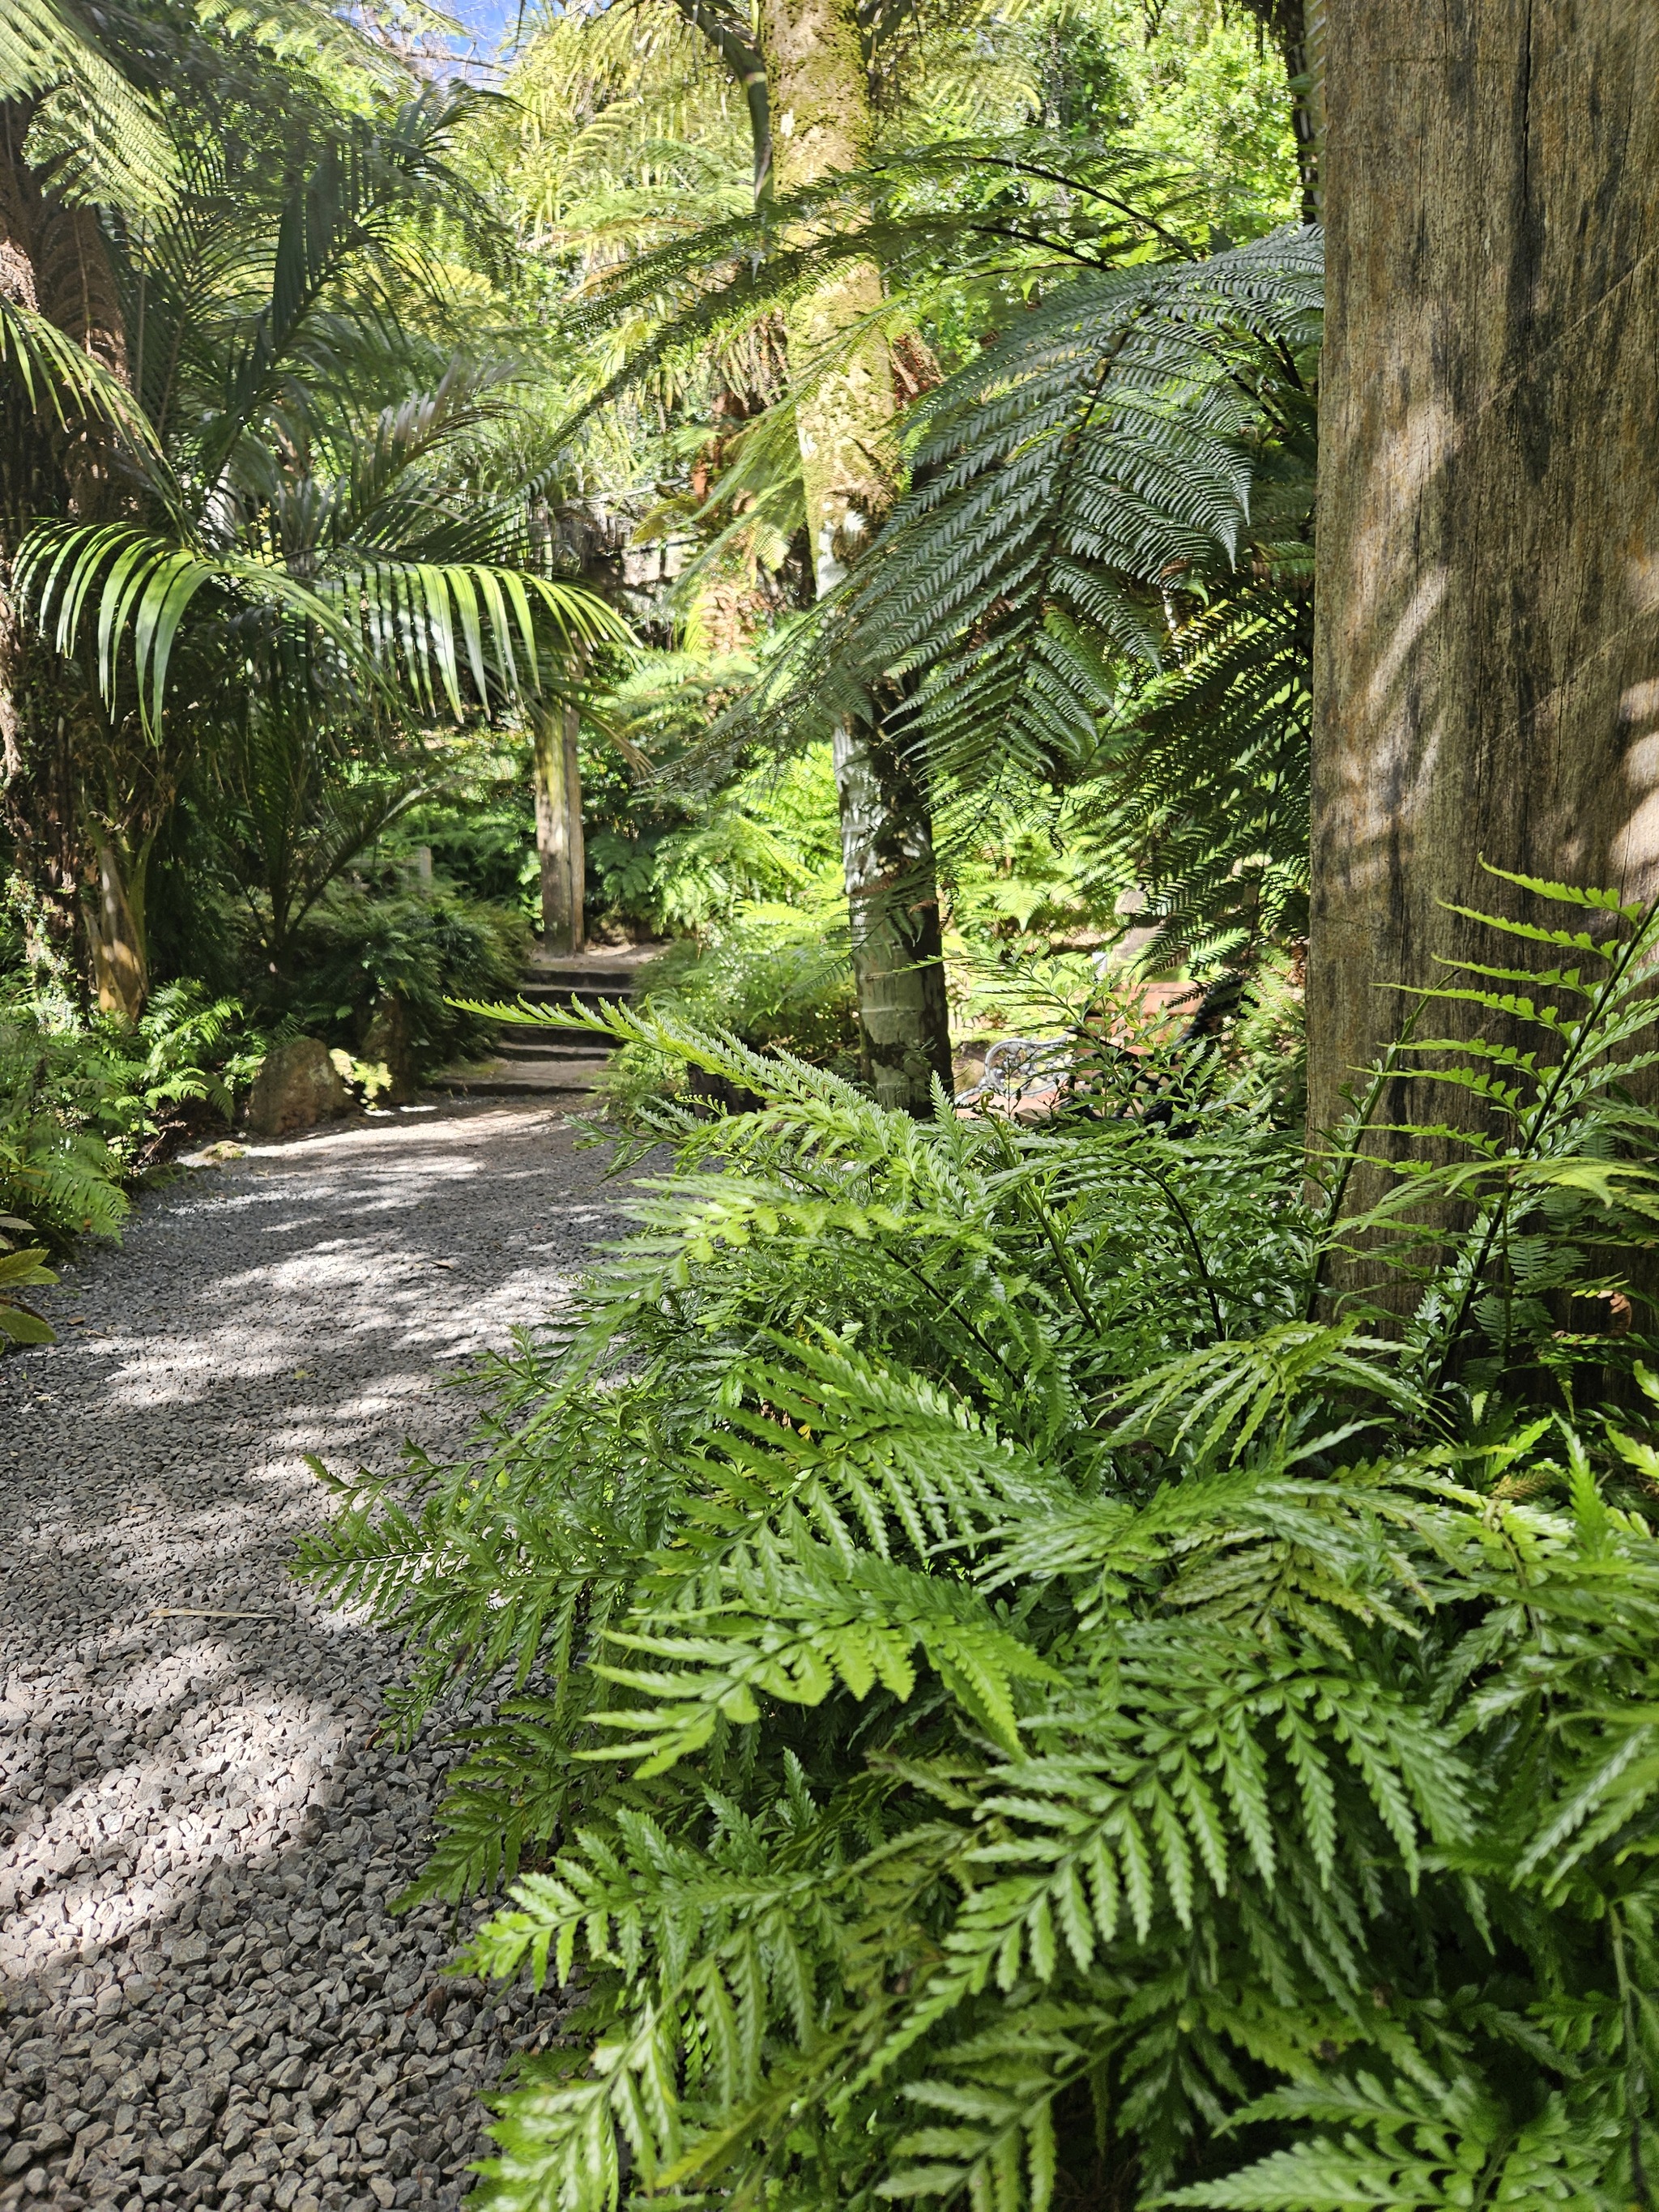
[{"left": 0, "top": 0, "right": 177, "bottom": 211}]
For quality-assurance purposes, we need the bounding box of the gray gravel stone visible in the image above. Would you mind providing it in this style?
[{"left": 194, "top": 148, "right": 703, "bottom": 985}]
[{"left": 0, "top": 1103, "right": 623, "bottom": 2210}]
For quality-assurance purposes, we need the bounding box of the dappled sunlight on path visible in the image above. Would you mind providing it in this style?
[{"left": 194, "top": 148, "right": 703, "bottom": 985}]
[{"left": 0, "top": 1103, "right": 622, "bottom": 2212}]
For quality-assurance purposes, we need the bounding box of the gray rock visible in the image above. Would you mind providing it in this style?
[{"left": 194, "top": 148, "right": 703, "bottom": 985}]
[
  {"left": 359, "top": 1001, "right": 416, "bottom": 1107},
  {"left": 242, "top": 1039, "right": 352, "bottom": 1140},
  {"left": 166, "top": 2121, "right": 212, "bottom": 2164}
]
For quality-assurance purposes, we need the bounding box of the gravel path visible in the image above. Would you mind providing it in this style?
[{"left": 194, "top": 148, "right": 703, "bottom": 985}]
[{"left": 0, "top": 1102, "right": 625, "bottom": 2212}]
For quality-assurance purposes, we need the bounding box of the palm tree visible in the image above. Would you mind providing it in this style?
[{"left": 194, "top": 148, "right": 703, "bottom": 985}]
[{"left": 2, "top": 11, "right": 624, "bottom": 1013}]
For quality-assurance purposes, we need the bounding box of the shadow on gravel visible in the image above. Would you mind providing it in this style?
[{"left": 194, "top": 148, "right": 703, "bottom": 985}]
[{"left": 0, "top": 1103, "right": 611, "bottom": 2209}]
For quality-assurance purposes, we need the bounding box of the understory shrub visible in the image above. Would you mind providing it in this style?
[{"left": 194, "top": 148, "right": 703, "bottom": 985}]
[
  {"left": 281, "top": 883, "right": 528, "bottom": 1072},
  {"left": 597, "top": 902, "right": 859, "bottom": 1114},
  {"left": 303, "top": 871, "right": 1659, "bottom": 2210},
  {"left": 0, "top": 980, "right": 263, "bottom": 1250},
  {"left": 587, "top": 742, "right": 845, "bottom": 942}
]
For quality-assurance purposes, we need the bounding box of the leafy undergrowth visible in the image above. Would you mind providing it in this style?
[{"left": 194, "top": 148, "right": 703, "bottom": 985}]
[
  {"left": 0, "top": 980, "right": 264, "bottom": 1253},
  {"left": 304, "top": 872, "right": 1659, "bottom": 2210},
  {"left": 596, "top": 904, "right": 859, "bottom": 1118}
]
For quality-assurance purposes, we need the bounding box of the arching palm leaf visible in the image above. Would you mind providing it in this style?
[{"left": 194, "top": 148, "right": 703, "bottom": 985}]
[
  {"left": 17, "top": 522, "right": 630, "bottom": 735},
  {"left": 0, "top": 293, "right": 162, "bottom": 458}
]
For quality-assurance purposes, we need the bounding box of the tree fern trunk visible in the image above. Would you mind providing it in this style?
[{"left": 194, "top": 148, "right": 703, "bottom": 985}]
[
  {"left": 1309, "top": 0, "right": 1659, "bottom": 1159},
  {"left": 89, "top": 835, "right": 145, "bottom": 1020},
  {"left": 757, "top": 0, "right": 953, "bottom": 1114},
  {"left": 1236, "top": 0, "right": 1324, "bottom": 224}
]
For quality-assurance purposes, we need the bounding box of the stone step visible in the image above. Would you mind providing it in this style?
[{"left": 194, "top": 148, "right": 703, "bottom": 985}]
[
  {"left": 524, "top": 943, "right": 666, "bottom": 987},
  {"left": 432, "top": 952, "right": 659, "bottom": 1095},
  {"left": 493, "top": 1034, "right": 611, "bottom": 1063},
  {"left": 510, "top": 981, "right": 636, "bottom": 1013},
  {"left": 429, "top": 1056, "right": 613, "bottom": 1098}
]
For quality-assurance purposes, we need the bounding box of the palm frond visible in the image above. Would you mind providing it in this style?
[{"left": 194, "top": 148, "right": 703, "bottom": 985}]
[{"left": 0, "top": 292, "right": 161, "bottom": 455}]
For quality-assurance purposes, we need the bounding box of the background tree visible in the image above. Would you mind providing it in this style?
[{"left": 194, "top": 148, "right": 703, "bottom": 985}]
[
  {"left": 755, "top": 0, "right": 953, "bottom": 1111},
  {"left": 1234, "top": 0, "right": 1322, "bottom": 224},
  {"left": 2, "top": 7, "right": 623, "bottom": 1016}
]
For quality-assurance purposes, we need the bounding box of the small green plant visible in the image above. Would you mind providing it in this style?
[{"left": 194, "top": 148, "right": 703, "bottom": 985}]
[
  {"left": 0, "top": 978, "right": 266, "bottom": 1245},
  {"left": 304, "top": 872, "right": 1659, "bottom": 2211},
  {"left": 0, "top": 1243, "right": 58, "bottom": 1344},
  {"left": 596, "top": 902, "right": 859, "bottom": 1115}
]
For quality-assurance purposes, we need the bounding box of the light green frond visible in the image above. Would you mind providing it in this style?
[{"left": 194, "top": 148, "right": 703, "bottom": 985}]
[{"left": 0, "top": 0, "right": 177, "bottom": 211}]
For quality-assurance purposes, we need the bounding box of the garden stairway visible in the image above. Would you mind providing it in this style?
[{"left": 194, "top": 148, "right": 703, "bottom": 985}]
[{"left": 431, "top": 944, "right": 657, "bottom": 1102}]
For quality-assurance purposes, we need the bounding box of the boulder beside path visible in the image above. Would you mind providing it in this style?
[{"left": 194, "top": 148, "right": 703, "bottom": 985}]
[{"left": 243, "top": 1042, "right": 352, "bottom": 1141}]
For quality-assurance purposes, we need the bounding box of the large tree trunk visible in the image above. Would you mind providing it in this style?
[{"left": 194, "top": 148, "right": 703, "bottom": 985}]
[
  {"left": 1308, "top": 2, "right": 1659, "bottom": 1156},
  {"left": 757, "top": 0, "right": 953, "bottom": 1113}
]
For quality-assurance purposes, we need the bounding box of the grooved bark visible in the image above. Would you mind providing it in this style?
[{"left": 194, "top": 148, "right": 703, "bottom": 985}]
[
  {"left": 758, "top": 0, "right": 953, "bottom": 1113},
  {"left": 1309, "top": 2, "right": 1659, "bottom": 1153}
]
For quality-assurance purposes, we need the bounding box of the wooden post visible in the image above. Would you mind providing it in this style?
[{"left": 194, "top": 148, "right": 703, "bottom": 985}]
[
  {"left": 533, "top": 701, "right": 584, "bottom": 957},
  {"left": 1308, "top": 1, "right": 1659, "bottom": 1152}
]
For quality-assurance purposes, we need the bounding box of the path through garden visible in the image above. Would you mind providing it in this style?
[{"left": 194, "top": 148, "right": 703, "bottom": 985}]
[{"left": 0, "top": 1102, "right": 628, "bottom": 2212}]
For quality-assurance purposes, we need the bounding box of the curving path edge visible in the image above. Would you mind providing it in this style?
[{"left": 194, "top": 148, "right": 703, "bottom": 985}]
[{"left": 0, "top": 1103, "right": 623, "bottom": 2212}]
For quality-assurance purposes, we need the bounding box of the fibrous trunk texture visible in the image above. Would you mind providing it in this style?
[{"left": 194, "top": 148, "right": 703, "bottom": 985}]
[
  {"left": 89, "top": 835, "right": 146, "bottom": 1020},
  {"left": 534, "top": 701, "right": 585, "bottom": 956},
  {"left": 758, "top": 0, "right": 952, "bottom": 1112},
  {"left": 1309, "top": 0, "right": 1659, "bottom": 1152},
  {"left": 2, "top": 98, "right": 141, "bottom": 997}
]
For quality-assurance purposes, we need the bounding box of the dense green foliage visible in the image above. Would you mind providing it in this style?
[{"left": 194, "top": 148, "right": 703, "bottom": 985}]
[
  {"left": 0, "top": 977, "right": 262, "bottom": 1247},
  {"left": 2, "top": 0, "right": 1306, "bottom": 1107},
  {"left": 22, "top": 15, "right": 1653, "bottom": 2212},
  {"left": 557, "top": 127, "right": 1318, "bottom": 977},
  {"left": 303, "top": 873, "right": 1659, "bottom": 2210},
  {"left": 0, "top": 0, "right": 624, "bottom": 1234}
]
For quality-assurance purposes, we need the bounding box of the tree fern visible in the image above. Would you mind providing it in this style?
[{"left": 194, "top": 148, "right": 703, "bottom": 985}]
[
  {"left": 546, "top": 128, "right": 1320, "bottom": 965},
  {"left": 0, "top": 0, "right": 177, "bottom": 211}
]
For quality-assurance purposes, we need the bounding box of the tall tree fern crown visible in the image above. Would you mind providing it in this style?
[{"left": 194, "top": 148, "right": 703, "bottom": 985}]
[{"left": 544, "top": 134, "right": 1320, "bottom": 969}]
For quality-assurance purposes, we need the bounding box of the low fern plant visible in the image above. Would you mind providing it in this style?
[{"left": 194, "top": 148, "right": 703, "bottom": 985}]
[{"left": 301, "top": 870, "right": 1659, "bottom": 2210}]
